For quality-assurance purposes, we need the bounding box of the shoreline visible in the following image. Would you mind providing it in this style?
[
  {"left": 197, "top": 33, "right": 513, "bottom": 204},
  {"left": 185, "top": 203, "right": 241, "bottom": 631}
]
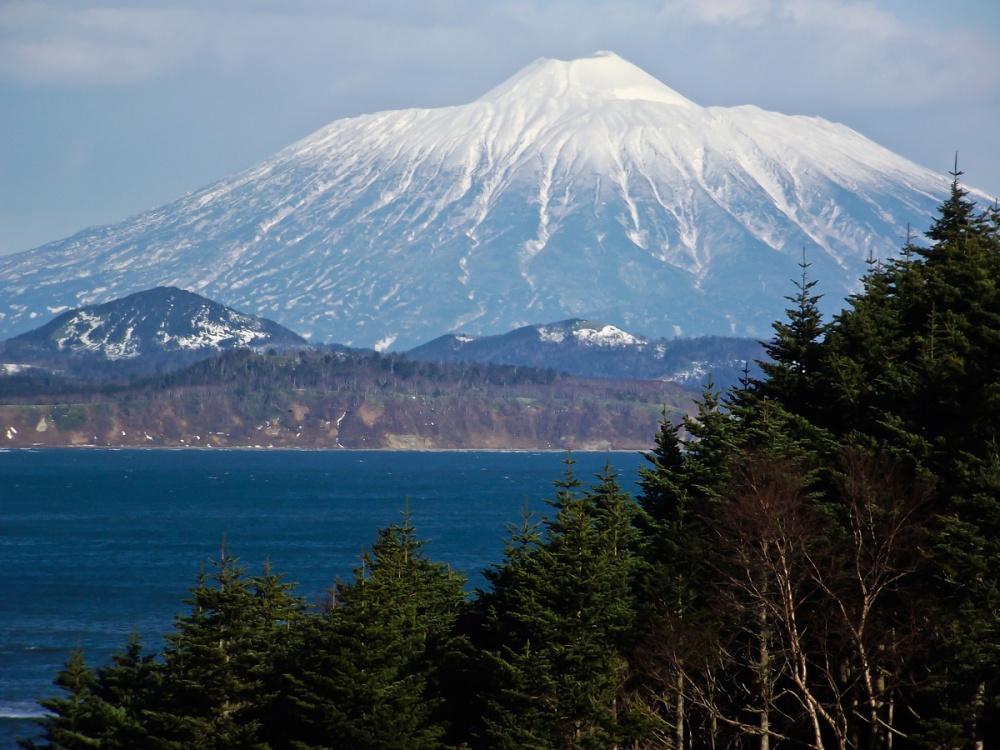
[{"left": 0, "top": 443, "right": 643, "bottom": 453}]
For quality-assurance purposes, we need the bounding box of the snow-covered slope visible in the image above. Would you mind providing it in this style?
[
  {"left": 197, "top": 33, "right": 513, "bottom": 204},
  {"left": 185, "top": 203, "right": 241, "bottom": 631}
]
[
  {"left": 0, "top": 287, "right": 307, "bottom": 372},
  {"left": 407, "top": 318, "right": 763, "bottom": 389},
  {"left": 0, "top": 52, "right": 984, "bottom": 349}
]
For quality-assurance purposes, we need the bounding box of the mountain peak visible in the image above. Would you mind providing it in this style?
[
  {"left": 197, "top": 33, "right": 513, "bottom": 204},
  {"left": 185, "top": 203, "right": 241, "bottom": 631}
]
[
  {"left": 0, "top": 53, "right": 962, "bottom": 350},
  {"left": 0, "top": 287, "right": 307, "bottom": 375},
  {"left": 476, "top": 51, "right": 698, "bottom": 109}
]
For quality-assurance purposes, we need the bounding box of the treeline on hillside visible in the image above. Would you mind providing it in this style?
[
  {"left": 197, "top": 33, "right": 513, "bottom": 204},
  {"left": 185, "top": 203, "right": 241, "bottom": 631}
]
[
  {"left": 24, "top": 175, "right": 1000, "bottom": 748},
  {"left": 0, "top": 350, "right": 689, "bottom": 449},
  {"left": 0, "top": 349, "right": 565, "bottom": 402},
  {"left": 0, "top": 346, "right": 690, "bottom": 409}
]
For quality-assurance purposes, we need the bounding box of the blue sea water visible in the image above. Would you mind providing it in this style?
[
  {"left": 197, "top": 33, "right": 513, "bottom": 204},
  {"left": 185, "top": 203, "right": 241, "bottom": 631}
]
[{"left": 0, "top": 448, "right": 643, "bottom": 748}]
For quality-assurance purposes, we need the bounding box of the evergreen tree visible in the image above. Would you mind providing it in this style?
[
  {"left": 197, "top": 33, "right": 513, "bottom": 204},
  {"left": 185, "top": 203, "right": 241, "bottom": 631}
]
[
  {"left": 634, "top": 416, "right": 710, "bottom": 749},
  {"left": 19, "top": 648, "right": 102, "bottom": 750},
  {"left": 909, "top": 172, "right": 1000, "bottom": 462},
  {"left": 476, "top": 461, "right": 642, "bottom": 749},
  {"left": 289, "top": 513, "right": 466, "bottom": 750},
  {"left": 766, "top": 167, "right": 1000, "bottom": 746},
  {"left": 756, "top": 248, "right": 829, "bottom": 419},
  {"left": 918, "top": 449, "right": 1000, "bottom": 747},
  {"left": 637, "top": 413, "right": 686, "bottom": 523},
  {"left": 823, "top": 167, "right": 1000, "bottom": 470},
  {"left": 145, "top": 546, "right": 306, "bottom": 749},
  {"left": 820, "top": 257, "right": 913, "bottom": 445},
  {"left": 677, "top": 377, "right": 740, "bottom": 503},
  {"left": 247, "top": 563, "right": 310, "bottom": 750},
  {"left": 90, "top": 632, "right": 160, "bottom": 749},
  {"left": 923, "top": 165, "right": 994, "bottom": 248}
]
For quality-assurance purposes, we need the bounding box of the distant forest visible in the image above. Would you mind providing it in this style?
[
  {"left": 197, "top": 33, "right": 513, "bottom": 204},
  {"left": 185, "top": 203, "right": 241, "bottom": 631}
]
[
  {"left": 0, "top": 349, "right": 692, "bottom": 450},
  {"left": 22, "top": 175, "right": 1000, "bottom": 749}
]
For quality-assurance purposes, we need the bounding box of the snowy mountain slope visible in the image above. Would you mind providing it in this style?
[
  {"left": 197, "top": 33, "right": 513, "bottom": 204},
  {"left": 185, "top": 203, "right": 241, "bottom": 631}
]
[
  {"left": 407, "top": 318, "right": 763, "bottom": 388},
  {"left": 0, "top": 52, "right": 985, "bottom": 349},
  {"left": 0, "top": 287, "right": 307, "bottom": 374}
]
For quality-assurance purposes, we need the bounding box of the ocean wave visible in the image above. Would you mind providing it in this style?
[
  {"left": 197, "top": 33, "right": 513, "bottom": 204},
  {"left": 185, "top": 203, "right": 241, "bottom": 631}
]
[{"left": 0, "top": 700, "right": 46, "bottom": 719}]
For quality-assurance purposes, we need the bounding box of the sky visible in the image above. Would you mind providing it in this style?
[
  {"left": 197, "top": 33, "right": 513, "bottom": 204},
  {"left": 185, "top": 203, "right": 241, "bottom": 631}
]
[{"left": 1, "top": 0, "right": 999, "bottom": 257}]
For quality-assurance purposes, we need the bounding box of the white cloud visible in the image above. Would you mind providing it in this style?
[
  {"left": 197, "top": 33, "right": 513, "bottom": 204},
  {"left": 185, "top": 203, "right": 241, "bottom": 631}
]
[
  {"left": 650, "top": 0, "right": 1000, "bottom": 111},
  {"left": 2, "top": 0, "right": 996, "bottom": 114},
  {"left": 0, "top": 3, "right": 225, "bottom": 83},
  {"left": 374, "top": 334, "right": 397, "bottom": 353},
  {"left": 661, "top": 0, "right": 774, "bottom": 25}
]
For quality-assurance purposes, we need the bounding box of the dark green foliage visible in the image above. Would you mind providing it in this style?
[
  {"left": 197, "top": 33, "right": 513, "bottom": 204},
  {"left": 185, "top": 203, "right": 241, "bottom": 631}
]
[
  {"left": 89, "top": 633, "right": 159, "bottom": 749},
  {"left": 27, "top": 529, "right": 465, "bottom": 750},
  {"left": 288, "top": 514, "right": 467, "bottom": 750},
  {"left": 815, "top": 173, "right": 1000, "bottom": 743},
  {"left": 475, "top": 461, "right": 642, "bottom": 749},
  {"left": 19, "top": 649, "right": 102, "bottom": 750},
  {"left": 626, "top": 170, "right": 1000, "bottom": 748},
  {"left": 138, "top": 549, "right": 306, "bottom": 749},
  {"left": 24, "top": 550, "right": 309, "bottom": 750},
  {"left": 637, "top": 412, "right": 686, "bottom": 523},
  {"left": 823, "top": 171, "right": 1000, "bottom": 469},
  {"left": 756, "top": 248, "right": 829, "bottom": 418}
]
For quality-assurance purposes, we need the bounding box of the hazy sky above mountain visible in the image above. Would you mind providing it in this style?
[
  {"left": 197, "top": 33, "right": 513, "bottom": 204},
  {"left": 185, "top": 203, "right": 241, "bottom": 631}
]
[{"left": 1, "top": 0, "right": 998, "bottom": 256}]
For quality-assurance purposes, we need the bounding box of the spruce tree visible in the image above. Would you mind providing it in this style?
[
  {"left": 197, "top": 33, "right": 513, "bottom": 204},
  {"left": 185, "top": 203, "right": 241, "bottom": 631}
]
[
  {"left": 634, "top": 410, "right": 724, "bottom": 747},
  {"left": 246, "top": 563, "right": 310, "bottom": 750},
  {"left": 477, "top": 461, "right": 642, "bottom": 749},
  {"left": 289, "top": 514, "right": 466, "bottom": 750},
  {"left": 756, "top": 248, "right": 829, "bottom": 419},
  {"left": 19, "top": 648, "right": 102, "bottom": 750},
  {"left": 677, "top": 377, "right": 739, "bottom": 503},
  {"left": 637, "top": 413, "right": 686, "bottom": 523},
  {"left": 90, "top": 632, "right": 160, "bottom": 749},
  {"left": 823, "top": 167, "right": 1000, "bottom": 470},
  {"left": 145, "top": 546, "right": 306, "bottom": 749},
  {"left": 776, "top": 167, "right": 1000, "bottom": 746},
  {"left": 820, "top": 258, "right": 912, "bottom": 444}
]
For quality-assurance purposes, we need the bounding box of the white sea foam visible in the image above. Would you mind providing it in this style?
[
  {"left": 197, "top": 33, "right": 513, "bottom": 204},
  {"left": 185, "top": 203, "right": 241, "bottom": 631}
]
[{"left": 0, "top": 700, "right": 46, "bottom": 719}]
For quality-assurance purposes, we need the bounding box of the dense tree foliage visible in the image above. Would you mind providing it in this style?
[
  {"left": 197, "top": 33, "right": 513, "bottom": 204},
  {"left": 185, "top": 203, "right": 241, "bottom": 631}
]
[
  {"left": 24, "top": 173, "right": 1000, "bottom": 748},
  {"left": 472, "top": 461, "right": 643, "bottom": 748},
  {"left": 628, "top": 171, "right": 1000, "bottom": 749},
  {"left": 289, "top": 513, "right": 467, "bottom": 750}
]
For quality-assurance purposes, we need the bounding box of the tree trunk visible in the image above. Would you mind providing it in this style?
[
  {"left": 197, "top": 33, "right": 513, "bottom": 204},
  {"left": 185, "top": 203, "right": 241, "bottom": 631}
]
[
  {"left": 972, "top": 680, "right": 985, "bottom": 750},
  {"left": 675, "top": 671, "right": 685, "bottom": 750},
  {"left": 759, "top": 605, "right": 771, "bottom": 750}
]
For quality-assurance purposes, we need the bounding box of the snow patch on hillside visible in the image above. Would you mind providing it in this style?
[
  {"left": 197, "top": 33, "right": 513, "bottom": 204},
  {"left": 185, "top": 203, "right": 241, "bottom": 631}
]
[
  {"left": 573, "top": 324, "right": 646, "bottom": 348},
  {"left": 538, "top": 327, "right": 567, "bottom": 344}
]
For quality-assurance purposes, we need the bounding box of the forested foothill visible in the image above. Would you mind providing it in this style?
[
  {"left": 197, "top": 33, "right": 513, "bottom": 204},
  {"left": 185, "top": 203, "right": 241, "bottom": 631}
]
[
  {"left": 0, "top": 350, "right": 691, "bottom": 450},
  {"left": 22, "top": 174, "right": 1000, "bottom": 748}
]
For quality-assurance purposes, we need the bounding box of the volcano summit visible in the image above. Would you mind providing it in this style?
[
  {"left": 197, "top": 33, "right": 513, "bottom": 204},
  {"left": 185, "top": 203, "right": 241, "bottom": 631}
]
[{"left": 0, "top": 52, "right": 975, "bottom": 349}]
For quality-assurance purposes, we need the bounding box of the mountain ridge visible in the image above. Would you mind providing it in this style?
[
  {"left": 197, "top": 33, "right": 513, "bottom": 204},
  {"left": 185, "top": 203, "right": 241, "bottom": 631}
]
[
  {"left": 406, "top": 318, "right": 763, "bottom": 389},
  {"left": 0, "top": 287, "right": 759, "bottom": 390},
  {"left": 0, "top": 52, "right": 986, "bottom": 349}
]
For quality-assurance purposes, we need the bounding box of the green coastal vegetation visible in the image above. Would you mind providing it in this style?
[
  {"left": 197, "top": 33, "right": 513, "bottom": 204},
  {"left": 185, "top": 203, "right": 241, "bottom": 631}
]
[
  {"left": 22, "top": 173, "right": 1000, "bottom": 748},
  {"left": 0, "top": 347, "right": 691, "bottom": 450}
]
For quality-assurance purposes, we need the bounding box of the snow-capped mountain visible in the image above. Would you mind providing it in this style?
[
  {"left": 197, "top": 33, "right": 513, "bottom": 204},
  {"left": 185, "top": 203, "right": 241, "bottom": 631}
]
[
  {"left": 0, "top": 286, "right": 307, "bottom": 375},
  {"left": 0, "top": 52, "right": 984, "bottom": 349},
  {"left": 407, "top": 318, "right": 763, "bottom": 389}
]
